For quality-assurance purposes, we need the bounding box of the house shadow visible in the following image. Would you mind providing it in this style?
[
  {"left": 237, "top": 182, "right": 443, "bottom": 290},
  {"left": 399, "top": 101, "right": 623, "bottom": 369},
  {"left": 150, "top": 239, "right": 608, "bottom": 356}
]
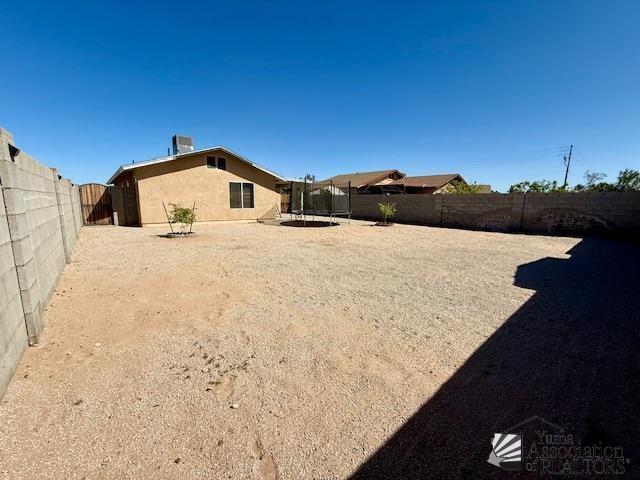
[{"left": 349, "top": 238, "right": 640, "bottom": 479}]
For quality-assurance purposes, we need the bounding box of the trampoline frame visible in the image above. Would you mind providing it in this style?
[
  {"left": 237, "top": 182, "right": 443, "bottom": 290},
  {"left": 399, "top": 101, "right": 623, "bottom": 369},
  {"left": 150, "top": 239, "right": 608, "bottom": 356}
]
[{"left": 289, "top": 179, "right": 352, "bottom": 226}]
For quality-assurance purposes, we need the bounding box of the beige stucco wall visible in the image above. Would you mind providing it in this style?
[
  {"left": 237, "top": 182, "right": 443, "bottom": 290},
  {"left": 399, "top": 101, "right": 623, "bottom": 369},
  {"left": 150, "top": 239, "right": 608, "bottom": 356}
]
[{"left": 129, "top": 151, "right": 280, "bottom": 225}]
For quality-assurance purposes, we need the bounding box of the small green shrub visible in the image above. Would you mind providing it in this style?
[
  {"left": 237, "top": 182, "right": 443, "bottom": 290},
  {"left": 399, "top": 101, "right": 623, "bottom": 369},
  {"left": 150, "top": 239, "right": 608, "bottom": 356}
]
[
  {"left": 169, "top": 203, "right": 196, "bottom": 231},
  {"left": 378, "top": 202, "right": 397, "bottom": 225}
]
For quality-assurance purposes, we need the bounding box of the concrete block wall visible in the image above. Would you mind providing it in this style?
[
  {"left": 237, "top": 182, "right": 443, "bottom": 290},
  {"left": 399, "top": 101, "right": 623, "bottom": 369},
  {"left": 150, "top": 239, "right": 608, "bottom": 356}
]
[
  {"left": 53, "top": 172, "right": 80, "bottom": 262},
  {"left": 442, "top": 194, "right": 515, "bottom": 231},
  {"left": 350, "top": 194, "right": 383, "bottom": 219},
  {"left": 521, "top": 192, "right": 640, "bottom": 236},
  {"left": 0, "top": 179, "right": 28, "bottom": 398},
  {"left": 351, "top": 192, "right": 640, "bottom": 236},
  {"left": 70, "top": 183, "right": 82, "bottom": 235},
  {"left": 0, "top": 128, "right": 82, "bottom": 397}
]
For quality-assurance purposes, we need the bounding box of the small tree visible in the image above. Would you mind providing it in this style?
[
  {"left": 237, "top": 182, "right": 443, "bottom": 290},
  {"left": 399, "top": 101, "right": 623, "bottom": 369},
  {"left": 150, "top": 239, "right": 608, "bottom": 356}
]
[
  {"left": 168, "top": 203, "right": 196, "bottom": 232},
  {"left": 574, "top": 171, "right": 612, "bottom": 192},
  {"left": 584, "top": 170, "right": 607, "bottom": 188},
  {"left": 574, "top": 169, "right": 639, "bottom": 192},
  {"left": 444, "top": 180, "right": 482, "bottom": 194},
  {"left": 378, "top": 201, "right": 397, "bottom": 225},
  {"left": 617, "top": 168, "right": 640, "bottom": 191}
]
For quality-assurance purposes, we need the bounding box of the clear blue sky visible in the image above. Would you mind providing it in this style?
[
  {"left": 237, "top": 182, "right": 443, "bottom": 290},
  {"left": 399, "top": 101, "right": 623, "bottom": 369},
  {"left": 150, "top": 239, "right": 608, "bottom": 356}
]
[{"left": 2, "top": 0, "right": 638, "bottom": 191}]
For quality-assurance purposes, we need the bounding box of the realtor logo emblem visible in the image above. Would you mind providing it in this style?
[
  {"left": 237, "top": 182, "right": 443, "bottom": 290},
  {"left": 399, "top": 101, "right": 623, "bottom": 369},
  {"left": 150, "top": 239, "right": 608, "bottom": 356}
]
[{"left": 487, "top": 433, "right": 522, "bottom": 470}]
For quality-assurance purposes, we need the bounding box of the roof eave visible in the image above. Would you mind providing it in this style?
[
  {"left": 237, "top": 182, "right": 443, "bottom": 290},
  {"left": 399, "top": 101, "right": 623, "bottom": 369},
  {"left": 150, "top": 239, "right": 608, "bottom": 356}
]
[
  {"left": 106, "top": 146, "right": 287, "bottom": 184},
  {"left": 106, "top": 166, "right": 125, "bottom": 185}
]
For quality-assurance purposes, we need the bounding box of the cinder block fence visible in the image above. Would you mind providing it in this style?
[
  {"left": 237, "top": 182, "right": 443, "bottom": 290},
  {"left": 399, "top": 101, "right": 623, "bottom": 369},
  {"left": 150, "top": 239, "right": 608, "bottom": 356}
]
[
  {"left": 0, "top": 128, "right": 82, "bottom": 397},
  {"left": 351, "top": 191, "right": 640, "bottom": 237}
]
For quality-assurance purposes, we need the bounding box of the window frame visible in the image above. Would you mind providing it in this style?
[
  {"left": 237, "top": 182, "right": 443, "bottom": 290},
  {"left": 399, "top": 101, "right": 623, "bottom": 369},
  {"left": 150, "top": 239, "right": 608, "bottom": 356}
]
[
  {"left": 229, "top": 182, "right": 242, "bottom": 208},
  {"left": 242, "top": 182, "right": 254, "bottom": 209},
  {"left": 229, "top": 181, "right": 254, "bottom": 209},
  {"left": 206, "top": 156, "right": 227, "bottom": 170}
]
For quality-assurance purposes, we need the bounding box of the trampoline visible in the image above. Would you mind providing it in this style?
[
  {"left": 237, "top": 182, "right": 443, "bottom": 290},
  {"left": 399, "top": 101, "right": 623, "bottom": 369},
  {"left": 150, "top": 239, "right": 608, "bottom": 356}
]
[{"left": 289, "top": 179, "right": 351, "bottom": 225}]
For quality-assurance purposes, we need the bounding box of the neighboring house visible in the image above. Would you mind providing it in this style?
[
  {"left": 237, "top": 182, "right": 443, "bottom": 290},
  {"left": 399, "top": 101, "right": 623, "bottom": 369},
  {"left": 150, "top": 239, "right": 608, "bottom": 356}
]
[
  {"left": 324, "top": 170, "right": 491, "bottom": 194},
  {"left": 107, "top": 136, "right": 285, "bottom": 226},
  {"left": 323, "top": 170, "right": 405, "bottom": 192},
  {"left": 388, "top": 173, "right": 466, "bottom": 194}
]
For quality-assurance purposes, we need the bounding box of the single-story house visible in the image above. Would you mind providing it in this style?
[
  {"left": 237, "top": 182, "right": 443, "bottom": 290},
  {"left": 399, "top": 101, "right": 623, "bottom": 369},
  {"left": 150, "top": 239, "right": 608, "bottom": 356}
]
[
  {"left": 388, "top": 173, "right": 465, "bottom": 193},
  {"left": 323, "top": 170, "right": 405, "bottom": 193},
  {"left": 324, "top": 170, "right": 491, "bottom": 194},
  {"left": 107, "top": 136, "right": 286, "bottom": 226},
  {"left": 389, "top": 174, "right": 491, "bottom": 193}
]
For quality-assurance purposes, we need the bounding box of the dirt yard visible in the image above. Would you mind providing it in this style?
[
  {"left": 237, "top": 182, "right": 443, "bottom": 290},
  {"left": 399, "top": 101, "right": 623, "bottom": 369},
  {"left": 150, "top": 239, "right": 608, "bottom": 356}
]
[{"left": 2, "top": 220, "right": 636, "bottom": 479}]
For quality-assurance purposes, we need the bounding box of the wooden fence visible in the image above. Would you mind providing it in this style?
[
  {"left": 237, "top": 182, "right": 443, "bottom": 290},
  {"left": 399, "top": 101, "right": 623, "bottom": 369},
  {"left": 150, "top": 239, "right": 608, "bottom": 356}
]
[{"left": 80, "top": 183, "right": 112, "bottom": 225}]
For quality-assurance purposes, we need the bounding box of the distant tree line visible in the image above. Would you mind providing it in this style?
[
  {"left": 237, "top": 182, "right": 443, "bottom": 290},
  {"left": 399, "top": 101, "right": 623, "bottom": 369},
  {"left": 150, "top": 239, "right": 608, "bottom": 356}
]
[{"left": 509, "top": 169, "right": 640, "bottom": 193}]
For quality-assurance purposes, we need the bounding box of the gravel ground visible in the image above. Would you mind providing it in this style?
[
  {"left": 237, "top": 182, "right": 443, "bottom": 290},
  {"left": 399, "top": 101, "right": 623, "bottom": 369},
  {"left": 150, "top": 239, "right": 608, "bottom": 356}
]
[{"left": 0, "top": 220, "right": 585, "bottom": 478}]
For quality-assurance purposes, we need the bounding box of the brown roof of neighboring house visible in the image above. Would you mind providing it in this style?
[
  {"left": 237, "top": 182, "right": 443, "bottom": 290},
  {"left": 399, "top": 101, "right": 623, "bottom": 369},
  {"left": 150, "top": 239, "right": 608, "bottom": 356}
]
[
  {"left": 389, "top": 173, "right": 464, "bottom": 188},
  {"left": 324, "top": 169, "right": 405, "bottom": 188}
]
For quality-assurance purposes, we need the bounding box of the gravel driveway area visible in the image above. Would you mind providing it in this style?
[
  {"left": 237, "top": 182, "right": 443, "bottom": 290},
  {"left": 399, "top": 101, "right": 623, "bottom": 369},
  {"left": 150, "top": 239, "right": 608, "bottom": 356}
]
[{"left": 1, "top": 220, "right": 637, "bottom": 479}]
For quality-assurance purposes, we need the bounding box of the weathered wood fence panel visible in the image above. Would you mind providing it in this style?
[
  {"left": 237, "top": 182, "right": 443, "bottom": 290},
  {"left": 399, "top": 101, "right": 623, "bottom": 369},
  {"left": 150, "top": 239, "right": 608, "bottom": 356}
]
[{"left": 80, "top": 183, "right": 112, "bottom": 225}]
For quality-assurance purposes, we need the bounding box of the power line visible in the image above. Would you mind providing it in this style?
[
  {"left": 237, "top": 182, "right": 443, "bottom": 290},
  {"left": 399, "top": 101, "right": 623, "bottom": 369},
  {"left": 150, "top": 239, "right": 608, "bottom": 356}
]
[
  {"left": 459, "top": 145, "right": 572, "bottom": 167},
  {"left": 572, "top": 148, "right": 596, "bottom": 171}
]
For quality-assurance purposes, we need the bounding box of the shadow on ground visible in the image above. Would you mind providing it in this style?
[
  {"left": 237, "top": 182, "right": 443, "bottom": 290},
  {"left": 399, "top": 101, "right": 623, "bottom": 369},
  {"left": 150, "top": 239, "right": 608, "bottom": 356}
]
[
  {"left": 281, "top": 220, "right": 339, "bottom": 228},
  {"left": 155, "top": 232, "right": 197, "bottom": 238},
  {"left": 350, "top": 238, "right": 640, "bottom": 479}
]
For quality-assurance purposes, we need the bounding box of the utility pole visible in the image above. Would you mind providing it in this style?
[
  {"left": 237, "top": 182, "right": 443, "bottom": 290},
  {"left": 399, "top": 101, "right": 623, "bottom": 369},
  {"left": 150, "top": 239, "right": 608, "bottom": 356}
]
[{"left": 563, "top": 144, "right": 573, "bottom": 189}]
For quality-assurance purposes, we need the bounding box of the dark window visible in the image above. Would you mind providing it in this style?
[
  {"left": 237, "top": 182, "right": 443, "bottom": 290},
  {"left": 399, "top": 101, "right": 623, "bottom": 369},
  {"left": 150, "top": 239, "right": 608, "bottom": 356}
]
[
  {"left": 229, "top": 182, "right": 254, "bottom": 208},
  {"left": 217, "top": 157, "right": 226, "bottom": 170},
  {"left": 229, "top": 182, "right": 242, "bottom": 208},
  {"left": 242, "top": 183, "right": 254, "bottom": 208},
  {"left": 206, "top": 156, "right": 216, "bottom": 169}
]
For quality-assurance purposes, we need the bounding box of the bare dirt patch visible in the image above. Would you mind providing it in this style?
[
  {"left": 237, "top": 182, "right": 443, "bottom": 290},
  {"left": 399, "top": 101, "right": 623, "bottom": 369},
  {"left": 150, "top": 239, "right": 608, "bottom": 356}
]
[{"left": 0, "top": 221, "right": 590, "bottom": 478}]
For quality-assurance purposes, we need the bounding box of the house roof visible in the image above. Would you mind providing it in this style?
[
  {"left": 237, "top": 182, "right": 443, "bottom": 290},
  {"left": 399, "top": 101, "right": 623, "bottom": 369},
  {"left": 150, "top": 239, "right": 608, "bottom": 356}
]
[
  {"left": 323, "top": 169, "right": 405, "bottom": 188},
  {"left": 389, "top": 173, "right": 464, "bottom": 188},
  {"left": 106, "top": 146, "right": 287, "bottom": 184}
]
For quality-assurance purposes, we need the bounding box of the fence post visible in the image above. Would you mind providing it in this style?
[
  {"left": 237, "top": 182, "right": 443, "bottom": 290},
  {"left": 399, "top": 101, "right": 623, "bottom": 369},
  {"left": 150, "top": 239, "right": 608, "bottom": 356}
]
[
  {"left": 74, "top": 185, "right": 83, "bottom": 230},
  {"left": 510, "top": 193, "right": 526, "bottom": 232},
  {"left": 51, "top": 168, "right": 71, "bottom": 263},
  {"left": 434, "top": 194, "right": 444, "bottom": 226},
  {"left": 0, "top": 129, "right": 43, "bottom": 344},
  {"left": 69, "top": 183, "right": 81, "bottom": 239}
]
